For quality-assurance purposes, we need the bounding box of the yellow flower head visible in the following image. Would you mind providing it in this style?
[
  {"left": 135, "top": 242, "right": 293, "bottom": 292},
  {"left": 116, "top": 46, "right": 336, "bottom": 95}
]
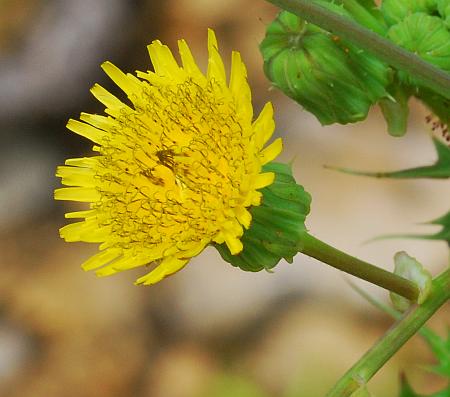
[{"left": 55, "top": 29, "right": 282, "bottom": 285}]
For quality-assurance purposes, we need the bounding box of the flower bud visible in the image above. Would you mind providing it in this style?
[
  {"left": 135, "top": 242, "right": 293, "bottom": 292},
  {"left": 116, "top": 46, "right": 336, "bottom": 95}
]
[
  {"left": 387, "top": 13, "right": 450, "bottom": 85},
  {"left": 215, "top": 162, "right": 311, "bottom": 272},
  {"left": 260, "top": 11, "right": 389, "bottom": 125},
  {"left": 381, "top": 0, "right": 438, "bottom": 26},
  {"left": 437, "top": 0, "right": 450, "bottom": 28}
]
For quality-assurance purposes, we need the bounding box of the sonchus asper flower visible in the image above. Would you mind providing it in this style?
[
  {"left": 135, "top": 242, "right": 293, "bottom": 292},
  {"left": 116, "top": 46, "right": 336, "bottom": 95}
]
[{"left": 55, "top": 29, "right": 283, "bottom": 285}]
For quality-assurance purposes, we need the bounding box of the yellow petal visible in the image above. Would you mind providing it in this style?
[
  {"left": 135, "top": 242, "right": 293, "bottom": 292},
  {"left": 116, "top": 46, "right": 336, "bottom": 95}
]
[
  {"left": 80, "top": 226, "right": 112, "bottom": 243},
  {"left": 135, "top": 256, "right": 188, "bottom": 285},
  {"left": 65, "top": 157, "right": 99, "bottom": 169},
  {"left": 177, "top": 240, "right": 208, "bottom": 258},
  {"left": 59, "top": 220, "right": 99, "bottom": 242},
  {"left": 81, "top": 249, "right": 121, "bottom": 271},
  {"left": 101, "top": 61, "right": 142, "bottom": 98},
  {"left": 136, "top": 70, "right": 165, "bottom": 85},
  {"left": 229, "top": 50, "right": 252, "bottom": 123},
  {"left": 242, "top": 190, "right": 262, "bottom": 207},
  {"left": 54, "top": 187, "right": 100, "bottom": 202},
  {"left": 147, "top": 40, "right": 182, "bottom": 79},
  {"left": 235, "top": 206, "right": 252, "bottom": 229},
  {"left": 65, "top": 209, "right": 96, "bottom": 219},
  {"left": 95, "top": 255, "right": 149, "bottom": 276},
  {"left": 178, "top": 39, "right": 205, "bottom": 80},
  {"left": 222, "top": 218, "right": 244, "bottom": 237},
  {"left": 56, "top": 165, "right": 96, "bottom": 187},
  {"left": 252, "top": 102, "right": 275, "bottom": 148},
  {"left": 66, "top": 119, "right": 104, "bottom": 144},
  {"left": 224, "top": 233, "right": 243, "bottom": 255},
  {"left": 212, "top": 231, "right": 226, "bottom": 244},
  {"left": 254, "top": 172, "right": 275, "bottom": 189},
  {"left": 207, "top": 29, "right": 226, "bottom": 83},
  {"left": 259, "top": 137, "right": 282, "bottom": 165},
  {"left": 90, "top": 84, "right": 131, "bottom": 116},
  {"left": 79, "top": 113, "right": 113, "bottom": 131}
]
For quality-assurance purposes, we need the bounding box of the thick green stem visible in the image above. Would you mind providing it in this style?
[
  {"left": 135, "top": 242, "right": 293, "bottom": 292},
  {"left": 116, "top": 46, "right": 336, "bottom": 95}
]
[
  {"left": 301, "top": 233, "right": 420, "bottom": 301},
  {"left": 264, "top": 0, "right": 450, "bottom": 99},
  {"left": 326, "top": 268, "right": 450, "bottom": 397}
]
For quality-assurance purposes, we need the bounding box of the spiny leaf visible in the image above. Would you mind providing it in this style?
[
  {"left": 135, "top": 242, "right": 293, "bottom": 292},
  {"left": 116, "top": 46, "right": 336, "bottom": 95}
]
[
  {"left": 424, "top": 211, "right": 450, "bottom": 245},
  {"left": 326, "top": 137, "right": 450, "bottom": 179},
  {"left": 381, "top": 211, "right": 450, "bottom": 246}
]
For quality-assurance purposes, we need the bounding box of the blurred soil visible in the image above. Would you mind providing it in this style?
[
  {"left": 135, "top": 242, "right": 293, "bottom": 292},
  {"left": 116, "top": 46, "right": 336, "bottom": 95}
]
[{"left": 0, "top": 1, "right": 448, "bottom": 396}]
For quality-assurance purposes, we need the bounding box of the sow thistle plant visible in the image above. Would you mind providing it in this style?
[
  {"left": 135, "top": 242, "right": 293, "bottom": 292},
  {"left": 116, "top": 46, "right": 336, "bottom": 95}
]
[
  {"left": 55, "top": 1, "right": 450, "bottom": 396},
  {"left": 54, "top": 27, "right": 409, "bottom": 296}
]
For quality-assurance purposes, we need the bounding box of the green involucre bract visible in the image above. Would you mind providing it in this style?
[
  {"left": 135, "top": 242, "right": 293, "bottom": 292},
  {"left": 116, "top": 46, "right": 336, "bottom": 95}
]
[{"left": 215, "top": 162, "right": 311, "bottom": 272}]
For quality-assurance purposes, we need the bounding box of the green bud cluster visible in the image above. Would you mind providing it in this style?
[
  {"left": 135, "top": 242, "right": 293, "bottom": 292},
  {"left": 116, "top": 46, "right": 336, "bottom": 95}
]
[
  {"left": 215, "top": 162, "right": 311, "bottom": 272},
  {"left": 381, "top": 0, "right": 450, "bottom": 130},
  {"left": 260, "top": 0, "right": 450, "bottom": 136},
  {"left": 381, "top": 0, "right": 437, "bottom": 25},
  {"left": 383, "top": 0, "right": 450, "bottom": 85}
]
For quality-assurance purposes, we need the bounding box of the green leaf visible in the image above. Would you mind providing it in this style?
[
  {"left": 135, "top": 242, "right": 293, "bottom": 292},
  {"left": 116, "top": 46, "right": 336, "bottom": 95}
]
[
  {"left": 326, "top": 137, "right": 450, "bottom": 179},
  {"left": 388, "top": 211, "right": 450, "bottom": 246},
  {"left": 425, "top": 211, "right": 450, "bottom": 245}
]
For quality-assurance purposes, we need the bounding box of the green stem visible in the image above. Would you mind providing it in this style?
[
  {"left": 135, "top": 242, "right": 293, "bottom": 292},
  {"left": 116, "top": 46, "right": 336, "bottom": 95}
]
[
  {"left": 326, "top": 268, "right": 450, "bottom": 397},
  {"left": 264, "top": 0, "right": 450, "bottom": 99},
  {"left": 302, "top": 233, "right": 420, "bottom": 302}
]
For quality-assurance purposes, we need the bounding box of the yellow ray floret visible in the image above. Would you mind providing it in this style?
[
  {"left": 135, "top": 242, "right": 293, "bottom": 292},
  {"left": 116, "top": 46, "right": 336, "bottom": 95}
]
[{"left": 55, "top": 29, "right": 282, "bottom": 285}]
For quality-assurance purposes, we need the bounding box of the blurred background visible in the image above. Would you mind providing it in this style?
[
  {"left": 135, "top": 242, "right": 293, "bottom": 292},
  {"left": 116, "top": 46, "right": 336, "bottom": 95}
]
[{"left": 0, "top": 1, "right": 449, "bottom": 396}]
